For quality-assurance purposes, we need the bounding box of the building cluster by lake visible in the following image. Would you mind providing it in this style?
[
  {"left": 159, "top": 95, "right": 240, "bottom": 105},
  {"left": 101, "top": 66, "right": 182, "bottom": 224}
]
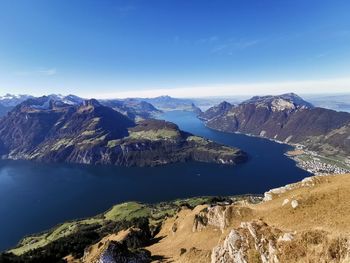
[
  {"left": 297, "top": 159, "right": 350, "bottom": 175},
  {"left": 286, "top": 148, "right": 350, "bottom": 175}
]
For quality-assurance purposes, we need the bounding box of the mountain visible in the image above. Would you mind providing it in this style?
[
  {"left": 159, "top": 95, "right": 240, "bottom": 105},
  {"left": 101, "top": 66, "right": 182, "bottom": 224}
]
[
  {"left": 190, "top": 96, "right": 249, "bottom": 111},
  {"left": 0, "top": 94, "right": 84, "bottom": 117},
  {"left": 242, "top": 92, "right": 314, "bottom": 109},
  {"left": 140, "top": 96, "right": 202, "bottom": 114},
  {"left": 0, "top": 94, "right": 162, "bottom": 121},
  {"left": 198, "top": 101, "right": 233, "bottom": 120},
  {"left": 47, "top": 94, "right": 85, "bottom": 105},
  {"left": 99, "top": 98, "right": 161, "bottom": 121},
  {"left": 0, "top": 94, "right": 33, "bottom": 107},
  {"left": 0, "top": 94, "right": 34, "bottom": 117},
  {"left": 0, "top": 104, "right": 11, "bottom": 118},
  {"left": 0, "top": 97, "right": 246, "bottom": 166},
  {"left": 200, "top": 93, "right": 350, "bottom": 158},
  {"left": 3, "top": 173, "right": 350, "bottom": 262}
]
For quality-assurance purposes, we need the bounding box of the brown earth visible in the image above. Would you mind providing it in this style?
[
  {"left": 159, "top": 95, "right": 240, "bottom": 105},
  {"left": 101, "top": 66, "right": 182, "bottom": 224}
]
[{"left": 145, "top": 173, "right": 350, "bottom": 262}]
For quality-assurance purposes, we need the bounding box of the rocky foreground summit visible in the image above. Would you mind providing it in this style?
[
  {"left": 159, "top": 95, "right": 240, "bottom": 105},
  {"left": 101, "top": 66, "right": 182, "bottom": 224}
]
[
  {"left": 0, "top": 97, "right": 246, "bottom": 166},
  {"left": 2, "top": 173, "right": 350, "bottom": 262}
]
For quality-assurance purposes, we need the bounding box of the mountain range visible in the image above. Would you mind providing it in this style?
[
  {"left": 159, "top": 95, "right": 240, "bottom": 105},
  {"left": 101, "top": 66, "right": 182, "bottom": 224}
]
[
  {"left": 99, "top": 98, "right": 161, "bottom": 121},
  {"left": 1, "top": 92, "right": 349, "bottom": 166},
  {"left": 139, "top": 96, "right": 202, "bottom": 114},
  {"left": 199, "top": 93, "right": 350, "bottom": 159},
  {"left": 0, "top": 94, "right": 203, "bottom": 119},
  {"left": 0, "top": 94, "right": 34, "bottom": 117},
  {"left": 0, "top": 96, "right": 246, "bottom": 167},
  {"left": 0, "top": 94, "right": 159, "bottom": 120}
]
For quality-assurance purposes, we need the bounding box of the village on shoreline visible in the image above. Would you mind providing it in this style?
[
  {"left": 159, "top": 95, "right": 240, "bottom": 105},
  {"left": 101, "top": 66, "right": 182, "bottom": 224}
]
[{"left": 286, "top": 146, "right": 350, "bottom": 175}]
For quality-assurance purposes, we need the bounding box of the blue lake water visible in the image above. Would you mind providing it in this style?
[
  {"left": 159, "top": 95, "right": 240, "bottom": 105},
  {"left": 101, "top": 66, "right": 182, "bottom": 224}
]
[{"left": 0, "top": 111, "right": 310, "bottom": 251}]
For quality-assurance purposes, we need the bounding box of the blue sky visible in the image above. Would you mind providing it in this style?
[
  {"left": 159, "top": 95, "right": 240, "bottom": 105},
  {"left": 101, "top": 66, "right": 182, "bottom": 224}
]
[{"left": 0, "top": 0, "right": 349, "bottom": 98}]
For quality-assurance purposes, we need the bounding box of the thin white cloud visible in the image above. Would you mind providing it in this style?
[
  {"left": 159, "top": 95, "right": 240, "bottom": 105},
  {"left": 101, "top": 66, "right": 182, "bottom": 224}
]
[
  {"left": 212, "top": 38, "right": 263, "bottom": 55},
  {"left": 196, "top": 36, "right": 219, "bottom": 44},
  {"left": 37, "top": 68, "right": 57, "bottom": 76},
  {"left": 116, "top": 5, "right": 136, "bottom": 12},
  {"left": 14, "top": 68, "right": 57, "bottom": 76},
  {"left": 315, "top": 53, "right": 328, "bottom": 58},
  {"left": 89, "top": 77, "right": 350, "bottom": 99},
  {"left": 114, "top": 5, "right": 137, "bottom": 17}
]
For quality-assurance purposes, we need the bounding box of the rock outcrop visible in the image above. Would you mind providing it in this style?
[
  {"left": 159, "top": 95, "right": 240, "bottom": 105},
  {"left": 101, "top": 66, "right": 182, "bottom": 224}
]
[
  {"left": 211, "top": 219, "right": 350, "bottom": 263},
  {"left": 263, "top": 176, "right": 319, "bottom": 202},
  {"left": 192, "top": 205, "right": 253, "bottom": 232},
  {"left": 211, "top": 220, "right": 281, "bottom": 263}
]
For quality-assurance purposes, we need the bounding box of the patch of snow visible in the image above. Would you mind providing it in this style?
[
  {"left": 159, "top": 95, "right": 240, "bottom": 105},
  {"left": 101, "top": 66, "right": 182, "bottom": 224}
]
[{"left": 0, "top": 94, "right": 33, "bottom": 107}]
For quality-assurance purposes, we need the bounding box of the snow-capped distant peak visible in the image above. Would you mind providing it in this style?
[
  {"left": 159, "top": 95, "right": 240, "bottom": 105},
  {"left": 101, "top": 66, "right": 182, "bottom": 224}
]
[
  {"left": 46, "top": 94, "right": 84, "bottom": 105},
  {"left": 0, "top": 94, "right": 34, "bottom": 107}
]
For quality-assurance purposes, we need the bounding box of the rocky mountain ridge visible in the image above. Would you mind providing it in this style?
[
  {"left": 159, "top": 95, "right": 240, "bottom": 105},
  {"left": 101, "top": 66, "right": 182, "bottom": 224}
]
[
  {"left": 0, "top": 94, "right": 34, "bottom": 107},
  {"left": 0, "top": 97, "right": 246, "bottom": 167},
  {"left": 199, "top": 93, "right": 350, "bottom": 159},
  {"left": 198, "top": 101, "right": 233, "bottom": 121},
  {"left": 0, "top": 94, "right": 162, "bottom": 121},
  {"left": 0, "top": 94, "right": 207, "bottom": 119}
]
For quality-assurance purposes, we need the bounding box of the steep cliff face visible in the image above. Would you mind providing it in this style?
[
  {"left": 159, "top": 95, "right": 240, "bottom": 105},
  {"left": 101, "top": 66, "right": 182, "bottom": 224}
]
[
  {"left": 0, "top": 97, "right": 246, "bottom": 166},
  {"left": 201, "top": 93, "right": 350, "bottom": 157}
]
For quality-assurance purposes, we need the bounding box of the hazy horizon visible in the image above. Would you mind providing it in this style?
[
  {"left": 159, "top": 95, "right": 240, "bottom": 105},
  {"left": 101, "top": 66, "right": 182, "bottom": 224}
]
[{"left": 1, "top": 88, "right": 350, "bottom": 100}]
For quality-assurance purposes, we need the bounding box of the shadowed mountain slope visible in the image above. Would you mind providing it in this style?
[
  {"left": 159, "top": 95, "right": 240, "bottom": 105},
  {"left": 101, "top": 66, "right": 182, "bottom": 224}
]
[
  {"left": 200, "top": 93, "right": 350, "bottom": 157},
  {"left": 0, "top": 97, "right": 246, "bottom": 166}
]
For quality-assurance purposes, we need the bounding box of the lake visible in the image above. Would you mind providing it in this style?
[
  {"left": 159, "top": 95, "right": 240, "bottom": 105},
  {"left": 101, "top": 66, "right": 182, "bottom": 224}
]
[{"left": 0, "top": 111, "right": 310, "bottom": 251}]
